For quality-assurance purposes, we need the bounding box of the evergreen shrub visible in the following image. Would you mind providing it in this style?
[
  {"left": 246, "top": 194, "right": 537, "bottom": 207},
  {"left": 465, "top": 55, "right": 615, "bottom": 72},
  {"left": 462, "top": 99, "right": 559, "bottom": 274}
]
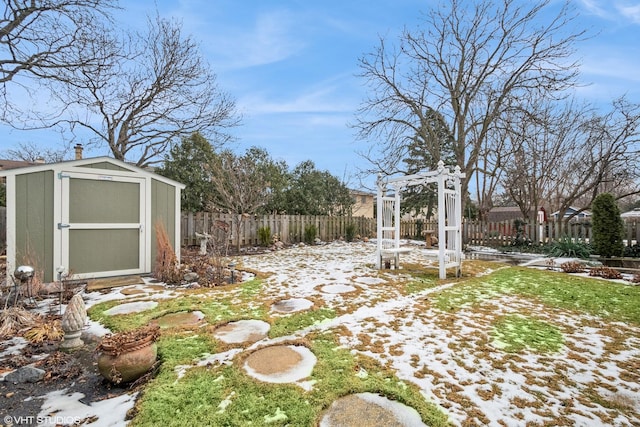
[
  {"left": 345, "top": 223, "right": 356, "bottom": 242},
  {"left": 258, "top": 226, "right": 272, "bottom": 247},
  {"left": 304, "top": 224, "right": 317, "bottom": 244},
  {"left": 591, "top": 193, "right": 624, "bottom": 258}
]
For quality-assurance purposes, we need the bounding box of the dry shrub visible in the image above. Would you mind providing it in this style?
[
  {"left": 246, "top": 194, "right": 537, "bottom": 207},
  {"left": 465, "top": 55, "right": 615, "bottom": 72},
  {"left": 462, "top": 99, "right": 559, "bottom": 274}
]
[
  {"left": 24, "top": 319, "right": 63, "bottom": 343},
  {"left": 184, "top": 254, "right": 226, "bottom": 287},
  {"left": 589, "top": 266, "right": 623, "bottom": 280},
  {"left": 560, "top": 261, "right": 585, "bottom": 273},
  {"left": 153, "top": 221, "right": 182, "bottom": 284},
  {"left": 0, "top": 307, "right": 37, "bottom": 338}
]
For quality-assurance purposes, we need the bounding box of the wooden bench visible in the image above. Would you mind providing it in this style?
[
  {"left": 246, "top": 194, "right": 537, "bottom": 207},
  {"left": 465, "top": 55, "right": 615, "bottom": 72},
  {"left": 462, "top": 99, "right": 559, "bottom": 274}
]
[{"left": 379, "top": 247, "right": 412, "bottom": 269}]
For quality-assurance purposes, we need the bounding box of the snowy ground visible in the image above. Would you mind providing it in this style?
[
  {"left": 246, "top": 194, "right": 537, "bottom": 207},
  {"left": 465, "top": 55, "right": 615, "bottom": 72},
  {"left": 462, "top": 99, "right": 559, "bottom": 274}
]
[
  {"left": 3, "top": 240, "right": 639, "bottom": 426},
  {"left": 239, "top": 241, "right": 640, "bottom": 426}
]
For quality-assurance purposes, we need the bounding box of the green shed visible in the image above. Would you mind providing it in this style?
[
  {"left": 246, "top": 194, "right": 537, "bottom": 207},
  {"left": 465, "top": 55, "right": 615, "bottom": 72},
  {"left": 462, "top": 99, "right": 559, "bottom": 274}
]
[{"left": 1, "top": 157, "right": 185, "bottom": 282}]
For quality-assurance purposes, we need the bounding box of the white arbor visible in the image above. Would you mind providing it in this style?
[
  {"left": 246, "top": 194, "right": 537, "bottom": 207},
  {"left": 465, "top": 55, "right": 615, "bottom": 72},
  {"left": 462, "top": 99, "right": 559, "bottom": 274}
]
[{"left": 376, "top": 161, "right": 465, "bottom": 279}]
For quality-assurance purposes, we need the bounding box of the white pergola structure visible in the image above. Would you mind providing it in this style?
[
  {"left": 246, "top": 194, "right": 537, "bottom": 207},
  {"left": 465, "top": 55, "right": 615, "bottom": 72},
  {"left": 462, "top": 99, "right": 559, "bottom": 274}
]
[{"left": 376, "top": 161, "right": 465, "bottom": 279}]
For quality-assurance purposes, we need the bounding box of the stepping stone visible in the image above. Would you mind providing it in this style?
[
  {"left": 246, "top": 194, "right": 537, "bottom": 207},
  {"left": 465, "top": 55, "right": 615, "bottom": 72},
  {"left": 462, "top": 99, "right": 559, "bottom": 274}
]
[
  {"left": 319, "top": 393, "right": 427, "bottom": 427},
  {"left": 243, "top": 345, "right": 316, "bottom": 384},
  {"left": 213, "top": 320, "right": 270, "bottom": 344},
  {"left": 150, "top": 311, "right": 205, "bottom": 329},
  {"left": 271, "top": 298, "right": 314, "bottom": 313},
  {"left": 120, "top": 288, "right": 146, "bottom": 296},
  {"left": 320, "top": 284, "right": 357, "bottom": 294},
  {"left": 141, "top": 284, "right": 167, "bottom": 291},
  {"left": 354, "top": 277, "right": 386, "bottom": 285},
  {"left": 104, "top": 301, "right": 158, "bottom": 315}
]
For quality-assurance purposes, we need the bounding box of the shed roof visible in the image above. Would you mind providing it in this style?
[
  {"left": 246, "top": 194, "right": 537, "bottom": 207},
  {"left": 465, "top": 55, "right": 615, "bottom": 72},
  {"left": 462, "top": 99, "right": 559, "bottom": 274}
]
[
  {"left": 349, "top": 189, "right": 375, "bottom": 197},
  {"left": 0, "top": 156, "right": 185, "bottom": 189}
]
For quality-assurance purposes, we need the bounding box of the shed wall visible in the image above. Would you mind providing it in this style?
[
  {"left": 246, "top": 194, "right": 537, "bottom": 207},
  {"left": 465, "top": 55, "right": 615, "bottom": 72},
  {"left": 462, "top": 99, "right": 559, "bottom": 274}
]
[
  {"left": 16, "top": 171, "right": 54, "bottom": 282},
  {"left": 151, "top": 179, "right": 176, "bottom": 266}
]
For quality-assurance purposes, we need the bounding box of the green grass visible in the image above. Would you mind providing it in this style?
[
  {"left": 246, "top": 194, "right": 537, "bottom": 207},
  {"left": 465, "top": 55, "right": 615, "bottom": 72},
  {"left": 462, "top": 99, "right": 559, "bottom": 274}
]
[
  {"left": 433, "top": 267, "right": 640, "bottom": 325},
  {"left": 269, "top": 308, "right": 336, "bottom": 337},
  {"left": 491, "top": 315, "right": 564, "bottom": 353},
  {"left": 131, "top": 332, "right": 449, "bottom": 427},
  {"left": 406, "top": 276, "right": 441, "bottom": 294},
  {"left": 239, "top": 278, "right": 263, "bottom": 299},
  {"left": 383, "top": 263, "right": 443, "bottom": 294},
  {"left": 88, "top": 279, "right": 269, "bottom": 332},
  {"left": 156, "top": 332, "right": 218, "bottom": 367}
]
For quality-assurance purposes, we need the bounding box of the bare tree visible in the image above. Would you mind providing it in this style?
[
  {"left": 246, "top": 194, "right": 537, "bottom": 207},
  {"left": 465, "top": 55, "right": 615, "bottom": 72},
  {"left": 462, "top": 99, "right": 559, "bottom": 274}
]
[
  {"left": 2, "top": 140, "right": 71, "bottom": 162},
  {"left": 548, "top": 97, "right": 640, "bottom": 230},
  {"left": 354, "top": 0, "right": 585, "bottom": 210},
  {"left": 497, "top": 98, "right": 588, "bottom": 238},
  {"left": 0, "top": 0, "right": 116, "bottom": 100},
  {"left": 208, "top": 148, "right": 274, "bottom": 253},
  {"left": 473, "top": 123, "right": 508, "bottom": 219},
  {"left": 47, "top": 14, "right": 239, "bottom": 167}
]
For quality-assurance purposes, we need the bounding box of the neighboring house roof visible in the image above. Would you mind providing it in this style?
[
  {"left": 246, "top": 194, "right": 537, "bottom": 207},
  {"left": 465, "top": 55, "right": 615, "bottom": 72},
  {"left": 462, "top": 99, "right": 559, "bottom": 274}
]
[
  {"left": 486, "top": 206, "right": 546, "bottom": 222},
  {"left": 621, "top": 208, "right": 640, "bottom": 219},
  {"left": 0, "top": 159, "right": 40, "bottom": 171},
  {"left": 550, "top": 207, "right": 591, "bottom": 219},
  {"left": 486, "top": 206, "right": 524, "bottom": 222}
]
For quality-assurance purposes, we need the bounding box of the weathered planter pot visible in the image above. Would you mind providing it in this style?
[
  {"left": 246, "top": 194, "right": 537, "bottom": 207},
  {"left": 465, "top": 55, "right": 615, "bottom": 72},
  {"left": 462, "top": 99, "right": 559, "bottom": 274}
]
[{"left": 96, "top": 325, "right": 159, "bottom": 384}]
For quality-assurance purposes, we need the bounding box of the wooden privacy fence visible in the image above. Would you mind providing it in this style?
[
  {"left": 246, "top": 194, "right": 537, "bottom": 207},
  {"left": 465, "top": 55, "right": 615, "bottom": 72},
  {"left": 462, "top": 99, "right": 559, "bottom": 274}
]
[
  {"left": 181, "top": 212, "right": 376, "bottom": 247},
  {"left": 462, "top": 219, "right": 640, "bottom": 248},
  {"left": 180, "top": 212, "right": 640, "bottom": 249}
]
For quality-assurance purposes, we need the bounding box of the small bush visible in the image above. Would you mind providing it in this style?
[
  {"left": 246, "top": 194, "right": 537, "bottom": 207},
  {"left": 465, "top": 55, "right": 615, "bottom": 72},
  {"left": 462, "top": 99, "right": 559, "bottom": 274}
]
[
  {"left": 544, "top": 237, "right": 592, "bottom": 259},
  {"left": 304, "top": 224, "right": 317, "bottom": 245},
  {"left": 588, "top": 266, "right": 623, "bottom": 280},
  {"left": 511, "top": 219, "right": 531, "bottom": 247},
  {"left": 560, "top": 261, "right": 585, "bottom": 273},
  {"left": 258, "top": 226, "right": 272, "bottom": 247},
  {"left": 345, "top": 223, "right": 356, "bottom": 242},
  {"left": 623, "top": 244, "right": 640, "bottom": 258}
]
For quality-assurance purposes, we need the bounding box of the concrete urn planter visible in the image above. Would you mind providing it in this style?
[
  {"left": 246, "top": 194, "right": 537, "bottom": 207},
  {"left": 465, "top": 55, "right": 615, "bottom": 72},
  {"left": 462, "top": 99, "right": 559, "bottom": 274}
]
[{"left": 96, "top": 325, "right": 160, "bottom": 384}]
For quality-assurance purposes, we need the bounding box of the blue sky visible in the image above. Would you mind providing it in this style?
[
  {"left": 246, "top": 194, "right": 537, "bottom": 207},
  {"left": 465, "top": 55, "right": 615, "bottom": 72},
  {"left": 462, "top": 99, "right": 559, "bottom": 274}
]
[{"left": 1, "top": 0, "right": 639, "bottom": 189}]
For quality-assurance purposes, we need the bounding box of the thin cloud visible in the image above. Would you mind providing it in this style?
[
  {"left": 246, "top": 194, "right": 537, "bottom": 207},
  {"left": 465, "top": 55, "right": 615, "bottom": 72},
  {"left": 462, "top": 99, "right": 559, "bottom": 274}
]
[
  {"left": 201, "top": 9, "right": 306, "bottom": 70},
  {"left": 616, "top": 3, "right": 640, "bottom": 23},
  {"left": 578, "top": 0, "right": 640, "bottom": 24},
  {"left": 581, "top": 49, "right": 640, "bottom": 81},
  {"left": 577, "top": 0, "right": 611, "bottom": 18},
  {"left": 238, "top": 74, "right": 358, "bottom": 115}
]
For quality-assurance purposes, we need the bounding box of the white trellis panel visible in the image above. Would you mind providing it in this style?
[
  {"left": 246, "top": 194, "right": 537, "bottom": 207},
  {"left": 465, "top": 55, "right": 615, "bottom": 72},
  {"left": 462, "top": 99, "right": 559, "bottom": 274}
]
[{"left": 376, "top": 161, "right": 465, "bottom": 278}]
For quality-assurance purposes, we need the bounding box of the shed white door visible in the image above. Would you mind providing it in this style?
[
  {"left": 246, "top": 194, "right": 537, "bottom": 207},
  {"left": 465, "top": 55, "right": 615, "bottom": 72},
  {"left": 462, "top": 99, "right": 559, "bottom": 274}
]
[{"left": 59, "top": 171, "right": 146, "bottom": 278}]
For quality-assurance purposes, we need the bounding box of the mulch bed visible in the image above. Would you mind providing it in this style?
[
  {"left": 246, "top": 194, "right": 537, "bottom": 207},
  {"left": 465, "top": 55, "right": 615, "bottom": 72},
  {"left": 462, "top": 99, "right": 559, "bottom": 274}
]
[{"left": 0, "top": 332, "right": 134, "bottom": 421}]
